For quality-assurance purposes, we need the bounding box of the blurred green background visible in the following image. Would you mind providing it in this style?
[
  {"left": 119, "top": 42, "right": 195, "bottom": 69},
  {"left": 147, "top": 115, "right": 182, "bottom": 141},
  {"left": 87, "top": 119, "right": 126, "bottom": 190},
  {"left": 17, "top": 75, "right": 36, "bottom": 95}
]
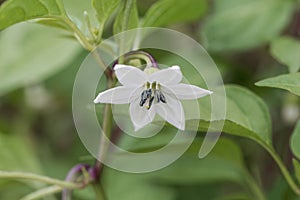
[{"left": 0, "top": 0, "right": 300, "bottom": 199}]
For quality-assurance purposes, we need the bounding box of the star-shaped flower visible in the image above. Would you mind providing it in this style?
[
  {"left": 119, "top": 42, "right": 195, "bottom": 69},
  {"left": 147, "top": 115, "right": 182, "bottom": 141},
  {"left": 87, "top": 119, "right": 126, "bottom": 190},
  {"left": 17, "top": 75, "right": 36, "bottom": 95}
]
[{"left": 94, "top": 64, "right": 212, "bottom": 131}]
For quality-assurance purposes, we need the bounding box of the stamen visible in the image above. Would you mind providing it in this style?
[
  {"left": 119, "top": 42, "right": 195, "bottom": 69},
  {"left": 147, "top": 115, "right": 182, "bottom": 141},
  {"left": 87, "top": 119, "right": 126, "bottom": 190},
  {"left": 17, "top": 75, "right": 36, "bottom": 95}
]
[
  {"left": 151, "top": 81, "right": 157, "bottom": 90},
  {"left": 139, "top": 82, "right": 166, "bottom": 109},
  {"left": 145, "top": 88, "right": 154, "bottom": 109},
  {"left": 145, "top": 96, "right": 155, "bottom": 109},
  {"left": 159, "top": 92, "right": 166, "bottom": 103},
  {"left": 146, "top": 88, "right": 152, "bottom": 98},
  {"left": 155, "top": 90, "right": 160, "bottom": 103},
  {"left": 146, "top": 82, "right": 150, "bottom": 89},
  {"left": 139, "top": 90, "right": 147, "bottom": 106}
]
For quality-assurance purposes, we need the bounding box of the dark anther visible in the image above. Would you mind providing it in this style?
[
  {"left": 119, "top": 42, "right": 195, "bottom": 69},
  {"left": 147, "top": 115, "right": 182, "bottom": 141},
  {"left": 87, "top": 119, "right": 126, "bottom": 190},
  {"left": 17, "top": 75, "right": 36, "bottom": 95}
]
[
  {"left": 148, "top": 96, "right": 155, "bottom": 110},
  {"left": 140, "top": 89, "right": 153, "bottom": 107},
  {"left": 146, "top": 89, "right": 152, "bottom": 98},
  {"left": 140, "top": 91, "right": 146, "bottom": 106},
  {"left": 140, "top": 87, "right": 166, "bottom": 109},
  {"left": 159, "top": 93, "right": 166, "bottom": 103},
  {"left": 155, "top": 91, "right": 160, "bottom": 103}
]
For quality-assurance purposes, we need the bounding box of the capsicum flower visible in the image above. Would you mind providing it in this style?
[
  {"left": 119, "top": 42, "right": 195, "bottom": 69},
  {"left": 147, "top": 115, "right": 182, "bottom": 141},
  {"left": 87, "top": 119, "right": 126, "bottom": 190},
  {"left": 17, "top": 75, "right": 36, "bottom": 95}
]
[{"left": 94, "top": 64, "right": 212, "bottom": 131}]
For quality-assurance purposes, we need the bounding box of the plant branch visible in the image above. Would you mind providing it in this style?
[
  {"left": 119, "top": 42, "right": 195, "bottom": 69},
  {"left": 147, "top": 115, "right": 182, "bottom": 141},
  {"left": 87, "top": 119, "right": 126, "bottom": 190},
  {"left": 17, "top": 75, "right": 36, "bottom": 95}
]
[
  {"left": 92, "top": 76, "right": 114, "bottom": 200},
  {"left": 92, "top": 183, "right": 106, "bottom": 200},
  {"left": 20, "top": 186, "right": 62, "bottom": 200},
  {"left": 95, "top": 78, "right": 114, "bottom": 172},
  {"left": 0, "top": 171, "right": 82, "bottom": 190},
  {"left": 263, "top": 145, "right": 300, "bottom": 195},
  {"left": 92, "top": 50, "right": 113, "bottom": 78},
  {"left": 61, "top": 16, "right": 95, "bottom": 51}
]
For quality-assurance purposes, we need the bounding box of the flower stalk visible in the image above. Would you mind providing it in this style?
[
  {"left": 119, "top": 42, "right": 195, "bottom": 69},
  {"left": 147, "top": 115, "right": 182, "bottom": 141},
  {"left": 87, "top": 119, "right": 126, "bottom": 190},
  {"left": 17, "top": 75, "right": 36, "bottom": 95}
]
[
  {"left": 21, "top": 186, "right": 63, "bottom": 200},
  {"left": 95, "top": 78, "right": 114, "bottom": 173},
  {"left": 111, "top": 51, "right": 158, "bottom": 69},
  {"left": 120, "top": 50, "right": 159, "bottom": 68}
]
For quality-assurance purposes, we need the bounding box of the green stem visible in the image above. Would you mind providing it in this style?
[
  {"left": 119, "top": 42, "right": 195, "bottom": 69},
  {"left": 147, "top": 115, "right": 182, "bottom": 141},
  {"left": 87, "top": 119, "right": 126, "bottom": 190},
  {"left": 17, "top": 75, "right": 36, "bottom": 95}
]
[
  {"left": 122, "top": 51, "right": 158, "bottom": 68},
  {"left": 93, "top": 78, "right": 114, "bottom": 200},
  {"left": 95, "top": 78, "right": 114, "bottom": 171},
  {"left": 84, "top": 11, "right": 97, "bottom": 42},
  {"left": 20, "top": 186, "right": 62, "bottom": 200},
  {"left": 90, "top": 32, "right": 116, "bottom": 200},
  {"left": 91, "top": 50, "right": 112, "bottom": 78},
  {"left": 0, "top": 171, "right": 82, "bottom": 189},
  {"left": 263, "top": 145, "right": 300, "bottom": 195},
  {"left": 96, "top": 23, "right": 104, "bottom": 44},
  {"left": 92, "top": 183, "right": 106, "bottom": 200},
  {"left": 61, "top": 16, "right": 95, "bottom": 51}
]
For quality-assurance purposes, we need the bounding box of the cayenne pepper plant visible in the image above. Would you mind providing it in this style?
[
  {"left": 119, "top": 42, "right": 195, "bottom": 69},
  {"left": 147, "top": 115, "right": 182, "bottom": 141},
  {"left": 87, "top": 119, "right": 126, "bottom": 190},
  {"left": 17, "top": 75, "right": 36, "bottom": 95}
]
[{"left": 0, "top": 0, "right": 300, "bottom": 200}]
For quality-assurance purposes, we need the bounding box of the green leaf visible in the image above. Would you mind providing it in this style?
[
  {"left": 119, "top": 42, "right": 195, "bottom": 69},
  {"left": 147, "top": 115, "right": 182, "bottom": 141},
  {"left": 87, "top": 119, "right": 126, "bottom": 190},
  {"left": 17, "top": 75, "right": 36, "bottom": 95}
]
[
  {"left": 201, "top": 0, "right": 294, "bottom": 52},
  {"left": 92, "top": 0, "right": 121, "bottom": 24},
  {"left": 270, "top": 36, "right": 300, "bottom": 73},
  {"left": 188, "top": 85, "right": 272, "bottom": 146},
  {"left": 112, "top": 84, "right": 272, "bottom": 148},
  {"left": 293, "top": 159, "right": 300, "bottom": 184},
  {"left": 0, "top": 23, "right": 82, "bottom": 96},
  {"left": 291, "top": 120, "right": 300, "bottom": 160},
  {"left": 153, "top": 138, "right": 246, "bottom": 184},
  {"left": 0, "top": 132, "right": 61, "bottom": 199},
  {"left": 255, "top": 73, "right": 300, "bottom": 96},
  {"left": 103, "top": 167, "right": 176, "bottom": 200},
  {"left": 112, "top": 84, "right": 272, "bottom": 150},
  {"left": 0, "top": 131, "right": 43, "bottom": 198},
  {"left": 0, "top": 132, "right": 41, "bottom": 172},
  {"left": 113, "top": 0, "right": 139, "bottom": 34},
  {"left": 142, "top": 0, "right": 207, "bottom": 27},
  {"left": 113, "top": 0, "right": 139, "bottom": 53},
  {"left": 267, "top": 177, "right": 300, "bottom": 200},
  {"left": 0, "top": 181, "right": 34, "bottom": 200},
  {"left": 216, "top": 193, "right": 252, "bottom": 200},
  {"left": 104, "top": 136, "right": 261, "bottom": 200},
  {"left": 0, "top": 0, "right": 66, "bottom": 30}
]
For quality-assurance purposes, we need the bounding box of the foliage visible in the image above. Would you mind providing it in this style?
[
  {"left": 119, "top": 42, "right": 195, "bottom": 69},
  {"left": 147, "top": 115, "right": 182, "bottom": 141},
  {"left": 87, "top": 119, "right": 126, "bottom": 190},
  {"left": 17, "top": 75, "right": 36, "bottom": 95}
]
[
  {"left": 270, "top": 36, "right": 300, "bottom": 73},
  {"left": 256, "top": 73, "right": 300, "bottom": 97},
  {"left": 0, "top": 0, "right": 300, "bottom": 199},
  {"left": 201, "top": 0, "right": 295, "bottom": 52}
]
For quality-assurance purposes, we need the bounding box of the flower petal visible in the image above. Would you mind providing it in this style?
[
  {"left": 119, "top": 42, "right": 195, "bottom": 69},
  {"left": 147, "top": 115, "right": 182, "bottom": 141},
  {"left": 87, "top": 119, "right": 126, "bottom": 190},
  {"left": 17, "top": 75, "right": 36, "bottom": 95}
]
[
  {"left": 94, "top": 86, "right": 137, "bottom": 104},
  {"left": 166, "top": 83, "right": 213, "bottom": 100},
  {"left": 148, "top": 65, "right": 182, "bottom": 84},
  {"left": 156, "top": 92, "right": 185, "bottom": 130},
  {"left": 114, "top": 64, "right": 147, "bottom": 86},
  {"left": 129, "top": 98, "right": 156, "bottom": 131}
]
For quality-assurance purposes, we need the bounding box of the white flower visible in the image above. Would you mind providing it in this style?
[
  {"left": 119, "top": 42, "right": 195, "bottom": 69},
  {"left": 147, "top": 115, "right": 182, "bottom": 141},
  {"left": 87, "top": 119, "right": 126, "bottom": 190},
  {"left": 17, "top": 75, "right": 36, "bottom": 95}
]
[{"left": 94, "top": 64, "right": 212, "bottom": 131}]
